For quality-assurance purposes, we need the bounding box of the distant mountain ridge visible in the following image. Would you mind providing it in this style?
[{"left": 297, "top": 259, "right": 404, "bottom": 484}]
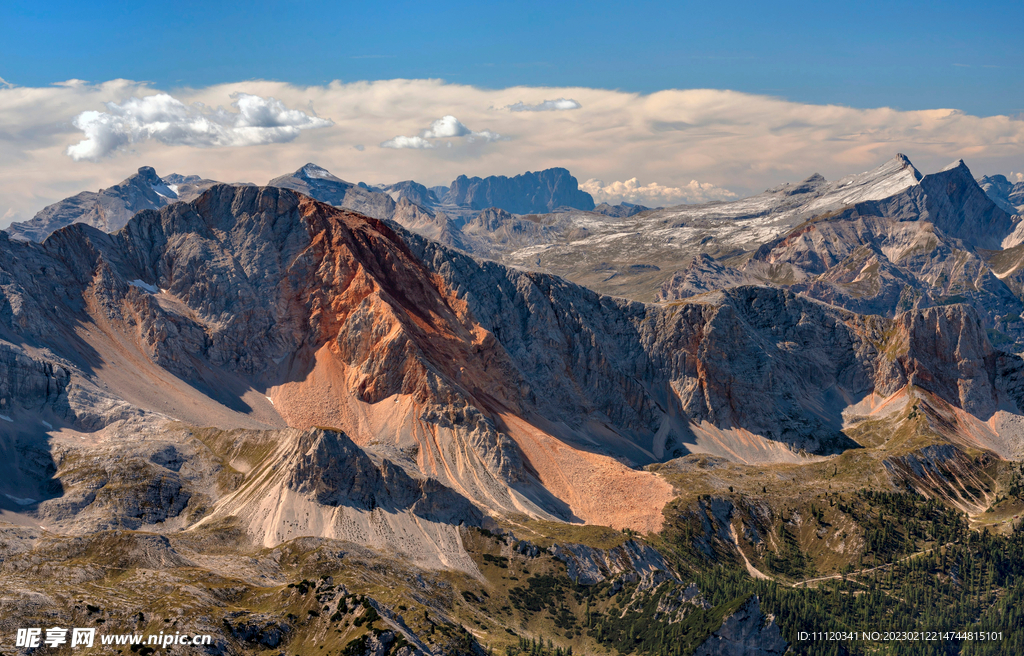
[
  {"left": 4, "top": 163, "right": 605, "bottom": 248},
  {"left": 978, "top": 173, "right": 1024, "bottom": 215},
  {"left": 441, "top": 167, "right": 595, "bottom": 214},
  {"left": 5, "top": 166, "right": 222, "bottom": 242}
]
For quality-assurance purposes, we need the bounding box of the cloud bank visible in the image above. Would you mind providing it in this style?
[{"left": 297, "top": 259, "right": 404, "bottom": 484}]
[
  {"left": 581, "top": 178, "right": 737, "bottom": 206},
  {"left": 505, "top": 98, "right": 581, "bottom": 112},
  {"left": 2, "top": 78, "right": 1024, "bottom": 228},
  {"left": 66, "top": 92, "right": 332, "bottom": 161}
]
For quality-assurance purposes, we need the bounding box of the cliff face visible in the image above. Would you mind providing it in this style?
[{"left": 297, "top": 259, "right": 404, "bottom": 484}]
[{"left": 443, "top": 167, "right": 595, "bottom": 213}]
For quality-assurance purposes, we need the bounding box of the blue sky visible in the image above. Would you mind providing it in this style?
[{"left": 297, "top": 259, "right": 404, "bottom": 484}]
[
  {"left": 2, "top": 0, "right": 1024, "bottom": 226},
  {"left": 3, "top": 0, "right": 1022, "bottom": 117}
]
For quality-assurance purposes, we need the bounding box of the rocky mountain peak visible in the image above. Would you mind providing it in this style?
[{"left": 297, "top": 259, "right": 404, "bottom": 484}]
[
  {"left": 942, "top": 158, "right": 969, "bottom": 172},
  {"left": 784, "top": 173, "right": 828, "bottom": 196},
  {"left": 135, "top": 165, "right": 162, "bottom": 185},
  {"left": 268, "top": 164, "right": 396, "bottom": 220},
  {"left": 915, "top": 157, "right": 1014, "bottom": 248},
  {"left": 297, "top": 162, "right": 337, "bottom": 180}
]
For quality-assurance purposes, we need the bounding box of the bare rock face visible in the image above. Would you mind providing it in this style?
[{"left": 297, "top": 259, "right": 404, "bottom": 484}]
[
  {"left": 549, "top": 539, "right": 676, "bottom": 585},
  {"left": 5, "top": 166, "right": 220, "bottom": 242},
  {"left": 883, "top": 305, "right": 998, "bottom": 416},
  {"left": 443, "top": 167, "right": 595, "bottom": 214},
  {"left": 0, "top": 341, "right": 70, "bottom": 417},
  {"left": 659, "top": 254, "right": 767, "bottom": 301},
  {"left": 693, "top": 595, "right": 788, "bottom": 656},
  {"left": 285, "top": 428, "right": 482, "bottom": 525}
]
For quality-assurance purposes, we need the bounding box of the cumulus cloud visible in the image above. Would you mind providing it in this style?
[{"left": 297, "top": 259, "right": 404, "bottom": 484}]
[
  {"left": 505, "top": 98, "right": 581, "bottom": 112},
  {"left": 1012, "top": 172, "right": 1024, "bottom": 183},
  {"left": 66, "top": 92, "right": 332, "bottom": 161},
  {"left": 581, "top": 178, "right": 737, "bottom": 206},
  {"left": 381, "top": 135, "right": 435, "bottom": 149},
  {"left": 422, "top": 115, "right": 472, "bottom": 138},
  {"left": 380, "top": 114, "right": 502, "bottom": 149}
]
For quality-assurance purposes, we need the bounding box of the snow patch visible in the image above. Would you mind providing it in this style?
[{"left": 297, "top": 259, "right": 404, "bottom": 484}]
[
  {"left": 129, "top": 279, "right": 159, "bottom": 294},
  {"left": 4, "top": 493, "right": 36, "bottom": 506},
  {"left": 0, "top": 414, "right": 12, "bottom": 422},
  {"left": 302, "top": 164, "right": 334, "bottom": 180},
  {"left": 150, "top": 180, "right": 179, "bottom": 199},
  {"left": 41, "top": 420, "right": 53, "bottom": 429}
]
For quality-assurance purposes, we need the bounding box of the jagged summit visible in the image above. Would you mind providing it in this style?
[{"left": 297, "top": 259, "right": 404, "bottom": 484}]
[{"left": 4, "top": 165, "right": 221, "bottom": 242}]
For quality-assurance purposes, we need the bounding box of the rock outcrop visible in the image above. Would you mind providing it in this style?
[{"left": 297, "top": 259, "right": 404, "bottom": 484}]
[
  {"left": 693, "top": 595, "right": 788, "bottom": 656},
  {"left": 659, "top": 254, "right": 767, "bottom": 301},
  {"left": 549, "top": 539, "right": 676, "bottom": 585}
]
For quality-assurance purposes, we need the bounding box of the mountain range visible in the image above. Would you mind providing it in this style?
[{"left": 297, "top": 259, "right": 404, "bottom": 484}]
[{"left": 2, "top": 154, "right": 1024, "bottom": 655}]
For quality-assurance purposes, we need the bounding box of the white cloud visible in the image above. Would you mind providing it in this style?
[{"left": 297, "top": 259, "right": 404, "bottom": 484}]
[
  {"left": 381, "top": 114, "right": 503, "bottom": 149},
  {"left": 422, "top": 115, "right": 472, "bottom": 138},
  {"left": 581, "top": 178, "right": 737, "bottom": 206},
  {"left": 66, "top": 92, "right": 332, "bottom": 161},
  {"left": 505, "top": 98, "right": 581, "bottom": 112},
  {"left": 381, "top": 135, "right": 435, "bottom": 149},
  {"left": 466, "top": 129, "right": 503, "bottom": 143},
  {"left": 1012, "top": 172, "right": 1024, "bottom": 183}
]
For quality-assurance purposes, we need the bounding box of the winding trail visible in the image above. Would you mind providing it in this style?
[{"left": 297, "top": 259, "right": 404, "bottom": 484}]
[{"left": 791, "top": 548, "right": 935, "bottom": 588}]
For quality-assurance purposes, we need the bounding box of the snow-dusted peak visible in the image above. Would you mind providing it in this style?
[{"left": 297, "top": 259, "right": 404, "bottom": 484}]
[
  {"left": 822, "top": 153, "right": 922, "bottom": 206},
  {"left": 942, "top": 158, "right": 968, "bottom": 172},
  {"left": 300, "top": 163, "right": 337, "bottom": 180}
]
